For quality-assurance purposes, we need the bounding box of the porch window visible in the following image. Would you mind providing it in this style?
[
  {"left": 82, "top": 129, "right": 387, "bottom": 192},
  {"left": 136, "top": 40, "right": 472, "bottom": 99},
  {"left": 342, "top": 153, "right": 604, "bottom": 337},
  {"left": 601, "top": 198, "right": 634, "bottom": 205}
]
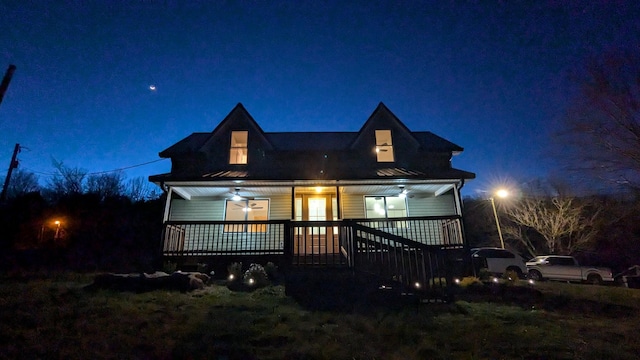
[
  {"left": 365, "top": 196, "right": 407, "bottom": 228},
  {"left": 375, "top": 130, "right": 394, "bottom": 162},
  {"left": 224, "top": 199, "right": 269, "bottom": 232},
  {"left": 229, "top": 131, "right": 248, "bottom": 164}
]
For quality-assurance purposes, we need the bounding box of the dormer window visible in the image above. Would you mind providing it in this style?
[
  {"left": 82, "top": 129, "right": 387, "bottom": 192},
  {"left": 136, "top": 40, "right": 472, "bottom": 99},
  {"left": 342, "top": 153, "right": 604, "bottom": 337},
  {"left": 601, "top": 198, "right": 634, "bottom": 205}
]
[
  {"left": 375, "top": 130, "right": 394, "bottom": 162},
  {"left": 229, "top": 131, "right": 248, "bottom": 164}
]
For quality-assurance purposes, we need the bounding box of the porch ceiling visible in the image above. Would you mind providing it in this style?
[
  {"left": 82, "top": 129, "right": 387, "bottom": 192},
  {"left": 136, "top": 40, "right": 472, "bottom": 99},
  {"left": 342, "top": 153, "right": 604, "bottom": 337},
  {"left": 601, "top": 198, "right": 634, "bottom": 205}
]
[{"left": 167, "top": 181, "right": 459, "bottom": 200}]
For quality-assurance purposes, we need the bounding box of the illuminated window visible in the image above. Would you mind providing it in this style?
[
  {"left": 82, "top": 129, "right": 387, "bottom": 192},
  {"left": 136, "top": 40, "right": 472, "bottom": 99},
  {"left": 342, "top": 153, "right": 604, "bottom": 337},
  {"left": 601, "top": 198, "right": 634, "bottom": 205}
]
[
  {"left": 224, "top": 199, "right": 269, "bottom": 232},
  {"left": 364, "top": 196, "right": 407, "bottom": 228},
  {"left": 229, "top": 131, "right": 248, "bottom": 164},
  {"left": 365, "top": 196, "right": 406, "bottom": 219},
  {"left": 375, "top": 130, "right": 394, "bottom": 162}
]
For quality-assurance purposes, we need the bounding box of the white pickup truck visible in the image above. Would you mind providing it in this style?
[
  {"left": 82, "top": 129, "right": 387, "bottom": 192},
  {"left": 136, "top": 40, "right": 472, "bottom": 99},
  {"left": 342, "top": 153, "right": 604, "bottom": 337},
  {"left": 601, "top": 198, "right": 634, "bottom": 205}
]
[{"left": 526, "top": 255, "right": 614, "bottom": 285}]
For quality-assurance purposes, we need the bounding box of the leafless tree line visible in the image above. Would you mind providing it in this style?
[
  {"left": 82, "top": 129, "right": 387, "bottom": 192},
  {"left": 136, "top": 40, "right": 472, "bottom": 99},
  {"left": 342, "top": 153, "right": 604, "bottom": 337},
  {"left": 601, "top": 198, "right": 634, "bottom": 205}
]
[{"left": 5, "top": 160, "right": 159, "bottom": 202}]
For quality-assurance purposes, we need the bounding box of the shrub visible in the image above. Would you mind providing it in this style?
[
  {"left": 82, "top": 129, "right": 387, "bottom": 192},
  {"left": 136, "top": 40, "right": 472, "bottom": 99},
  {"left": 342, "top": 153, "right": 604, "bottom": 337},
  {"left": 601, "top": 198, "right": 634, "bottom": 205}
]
[
  {"left": 227, "top": 262, "right": 243, "bottom": 282},
  {"left": 458, "top": 276, "right": 483, "bottom": 288},
  {"left": 503, "top": 269, "right": 520, "bottom": 284},
  {"left": 478, "top": 268, "right": 491, "bottom": 281},
  {"left": 264, "top": 262, "right": 279, "bottom": 282},
  {"left": 243, "top": 263, "right": 270, "bottom": 288}
]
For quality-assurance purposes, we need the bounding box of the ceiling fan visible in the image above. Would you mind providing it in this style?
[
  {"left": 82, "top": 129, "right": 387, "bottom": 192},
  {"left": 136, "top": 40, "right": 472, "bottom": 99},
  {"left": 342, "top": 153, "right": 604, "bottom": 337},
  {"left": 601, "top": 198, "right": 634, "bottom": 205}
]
[{"left": 233, "top": 202, "right": 264, "bottom": 210}]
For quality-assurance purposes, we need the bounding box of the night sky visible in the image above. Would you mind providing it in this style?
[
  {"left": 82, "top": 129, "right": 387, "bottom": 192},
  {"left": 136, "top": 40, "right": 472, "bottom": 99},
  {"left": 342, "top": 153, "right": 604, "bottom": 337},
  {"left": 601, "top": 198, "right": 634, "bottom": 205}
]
[{"left": 1, "top": 1, "right": 638, "bottom": 196}]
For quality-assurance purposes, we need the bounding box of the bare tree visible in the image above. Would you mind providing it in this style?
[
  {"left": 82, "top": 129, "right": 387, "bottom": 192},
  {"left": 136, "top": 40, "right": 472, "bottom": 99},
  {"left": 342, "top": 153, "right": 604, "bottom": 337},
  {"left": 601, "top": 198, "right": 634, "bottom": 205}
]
[
  {"left": 47, "top": 159, "right": 86, "bottom": 196},
  {"left": 561, "top": 48, "right": 640, "bottom": 189},
  {"left": 5, "top": 169, "right": 40, "bottom": 198},
  {"left": 505, "top": 196, "right": 599, "bottom": 255},
  {"left": 125, "top": 176, "right": 158, "bottom": 202},
  {"left": 501, "top": 223, "right": 538, "bottom": 259},
  {"left": 87, "top": 172, "right": 125, "bottom": 200}
]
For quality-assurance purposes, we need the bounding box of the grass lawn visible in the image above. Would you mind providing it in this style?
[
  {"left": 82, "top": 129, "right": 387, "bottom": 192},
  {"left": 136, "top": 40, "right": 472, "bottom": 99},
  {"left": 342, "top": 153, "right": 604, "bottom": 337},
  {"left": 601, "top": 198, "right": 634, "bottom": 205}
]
[{"left": 1, "top": 273, "right": 639, "bottom": 360}]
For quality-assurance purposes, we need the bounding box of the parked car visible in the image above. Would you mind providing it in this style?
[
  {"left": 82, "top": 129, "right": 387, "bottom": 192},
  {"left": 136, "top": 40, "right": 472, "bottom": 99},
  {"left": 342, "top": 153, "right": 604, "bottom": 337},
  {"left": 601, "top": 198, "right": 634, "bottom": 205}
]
[
  {"left": 526, "top": 255, "right": 614, "bottom": 285},
  {"left": 470, "top": 247, "right": 527, "bottom": 278}
]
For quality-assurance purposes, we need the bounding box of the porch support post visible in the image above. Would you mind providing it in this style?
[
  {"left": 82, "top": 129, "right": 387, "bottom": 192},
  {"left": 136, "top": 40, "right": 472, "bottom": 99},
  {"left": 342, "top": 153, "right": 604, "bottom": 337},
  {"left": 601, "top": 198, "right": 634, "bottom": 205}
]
[
  {"left": 290, "top": 186, "right": 295, "bottom": 220},
  {"left": 335, "top": 185, "right": 341, "bottom": 219},
  {"left": 163, "top": 187, "right": 173, "bottom": 222},
  {"left": 452, "top": 182, "right": 462, "bottom": 216}
]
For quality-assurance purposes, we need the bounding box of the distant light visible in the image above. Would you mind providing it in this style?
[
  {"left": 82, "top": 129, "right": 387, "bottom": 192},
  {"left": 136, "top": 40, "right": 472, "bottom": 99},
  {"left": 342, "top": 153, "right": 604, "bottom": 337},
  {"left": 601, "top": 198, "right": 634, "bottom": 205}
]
[
  {"left": 528, "top": 279, "right": 535, "bottom": 285},
  {"left": 248, "top": 278, "right": 255, "bottom": 285},
  {"left": 228, "top": 274, "right": 234, "bottom": 281},
  {"left": 492, "top": 277, "right": 499, "bottom": 283},
  {"left": 414, "top": 282, "right": 421, "bottom": 288},
  {"left": 149, "top": 85, "right": 156, "bottom": 91},
  {"left": 54, "top": 220, "right": 60, "bottom": 225},
  {"left": 454, "top": 278, "right": 460, "bottom": 284},
  {"left": 496, "top": 189, "right": 509, "bottom": 198}
]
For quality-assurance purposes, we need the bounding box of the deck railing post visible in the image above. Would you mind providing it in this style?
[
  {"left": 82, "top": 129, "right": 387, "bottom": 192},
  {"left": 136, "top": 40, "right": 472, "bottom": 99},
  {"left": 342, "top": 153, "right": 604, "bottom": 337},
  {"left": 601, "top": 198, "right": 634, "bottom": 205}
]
[{"left": 283, "top": 220, "right": 293, "bottom": 270}]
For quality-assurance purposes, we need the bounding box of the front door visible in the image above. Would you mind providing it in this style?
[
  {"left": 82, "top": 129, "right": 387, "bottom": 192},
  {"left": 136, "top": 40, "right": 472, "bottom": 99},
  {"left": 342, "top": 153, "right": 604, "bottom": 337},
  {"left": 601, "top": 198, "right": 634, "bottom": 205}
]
[{"left": 295, "top": 194, "right": 339, "bottom": 256}]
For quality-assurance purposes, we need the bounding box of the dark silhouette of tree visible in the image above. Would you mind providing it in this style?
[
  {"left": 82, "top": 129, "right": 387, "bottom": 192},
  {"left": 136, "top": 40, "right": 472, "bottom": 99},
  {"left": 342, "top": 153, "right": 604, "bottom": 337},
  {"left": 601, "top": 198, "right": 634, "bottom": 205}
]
[
  {"left": 561, "top": 48, "right": 640, "bottom": 189},
  {"left": 45, "top": 159, "right": 87, "bottom": 200},
  {"left": 5, "top": 169, "right": 40, "bottom": 199},
  {"left": 126, "top": 176, "right": 160, "bottom": 201},
  {"left": 86, "top": 172, "right": 125, "bottom": 201}
]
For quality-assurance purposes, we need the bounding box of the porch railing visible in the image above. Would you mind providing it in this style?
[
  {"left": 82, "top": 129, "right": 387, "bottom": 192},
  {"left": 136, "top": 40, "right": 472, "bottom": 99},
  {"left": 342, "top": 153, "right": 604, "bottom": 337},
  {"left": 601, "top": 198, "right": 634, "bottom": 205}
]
[
  {"left": 161, "top": 216, "right": 465, "bottom": 267},
  {"left": 162, "top": 220, "right": 289, "bottom": 256},
  {"left": 344, "top": 219, "right": 466, "bottom": 297}
]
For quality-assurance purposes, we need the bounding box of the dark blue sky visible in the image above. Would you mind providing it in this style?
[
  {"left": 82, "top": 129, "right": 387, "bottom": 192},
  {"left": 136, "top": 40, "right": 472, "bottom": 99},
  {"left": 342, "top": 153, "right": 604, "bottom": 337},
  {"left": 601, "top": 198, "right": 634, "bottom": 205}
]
[{"left": 1, "top": 1, "right": 638, "bottom": 196}]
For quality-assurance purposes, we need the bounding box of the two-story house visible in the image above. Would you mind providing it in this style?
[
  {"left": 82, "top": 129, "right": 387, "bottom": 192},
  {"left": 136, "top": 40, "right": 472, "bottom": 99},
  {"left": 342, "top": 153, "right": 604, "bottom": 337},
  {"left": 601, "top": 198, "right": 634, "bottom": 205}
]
[{"left": 149, "top": 102, "right": 475, "bottom": 294}]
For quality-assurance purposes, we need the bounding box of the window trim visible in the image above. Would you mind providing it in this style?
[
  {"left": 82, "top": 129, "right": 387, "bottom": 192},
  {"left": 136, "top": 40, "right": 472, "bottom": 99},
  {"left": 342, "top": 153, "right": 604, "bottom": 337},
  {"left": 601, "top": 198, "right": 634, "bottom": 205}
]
[
  {"left": 229, "top": 130, "right": 248, "bottom": 165},
  {"left": 223, "top": 198, "right": 269, "bottom": 233},
  {"left": 375, "top": 129, "right": 395, "bottom": 162}
]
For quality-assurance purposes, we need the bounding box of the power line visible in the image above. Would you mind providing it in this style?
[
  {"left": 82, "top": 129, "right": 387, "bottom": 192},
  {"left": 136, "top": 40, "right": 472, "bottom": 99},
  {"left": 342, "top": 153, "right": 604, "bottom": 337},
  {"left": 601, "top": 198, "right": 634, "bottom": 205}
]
[
  {"left": 19, "top": 158, "right": 168, "bottom": 178},
  {"left": 85, "top": 158, "right": 168, "bottom": 175}
]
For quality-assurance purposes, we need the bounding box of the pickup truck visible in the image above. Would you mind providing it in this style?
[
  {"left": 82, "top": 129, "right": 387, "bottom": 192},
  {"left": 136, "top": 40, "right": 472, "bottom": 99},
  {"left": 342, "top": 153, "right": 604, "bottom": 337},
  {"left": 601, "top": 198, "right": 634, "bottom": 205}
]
[{"left": 526, "top": 255, "right": 614, "bottom": 285}]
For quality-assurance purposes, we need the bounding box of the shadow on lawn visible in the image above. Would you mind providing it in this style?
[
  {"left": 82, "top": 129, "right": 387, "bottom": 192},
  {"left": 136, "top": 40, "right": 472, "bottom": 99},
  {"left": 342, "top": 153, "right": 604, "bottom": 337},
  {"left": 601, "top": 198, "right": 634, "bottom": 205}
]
[{"left": 285, "top": 270, "right": 638, "bottom": 317}]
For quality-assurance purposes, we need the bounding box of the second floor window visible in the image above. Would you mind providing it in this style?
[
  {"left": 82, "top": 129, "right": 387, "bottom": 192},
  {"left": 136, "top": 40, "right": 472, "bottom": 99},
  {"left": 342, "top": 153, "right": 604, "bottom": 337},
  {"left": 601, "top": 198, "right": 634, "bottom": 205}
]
[
  {"left": 375, "top": 130, "right": 394, "bottom": 162},
  {"left": 229, "top": 131, "right": 248, "bottom": 164}
]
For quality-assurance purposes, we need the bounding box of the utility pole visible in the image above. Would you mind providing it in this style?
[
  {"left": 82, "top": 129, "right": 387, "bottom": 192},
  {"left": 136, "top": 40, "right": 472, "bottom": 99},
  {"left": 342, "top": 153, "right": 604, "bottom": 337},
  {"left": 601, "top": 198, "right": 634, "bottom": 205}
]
[
  {"left": 0, "top": 64, "right": 16, "bottom": 108},
  {"left": 0, "top": 143, "right": 20, "bottom": 202},
  {"left": 0, "top": 65, "right": 19, "bottom": 202}
]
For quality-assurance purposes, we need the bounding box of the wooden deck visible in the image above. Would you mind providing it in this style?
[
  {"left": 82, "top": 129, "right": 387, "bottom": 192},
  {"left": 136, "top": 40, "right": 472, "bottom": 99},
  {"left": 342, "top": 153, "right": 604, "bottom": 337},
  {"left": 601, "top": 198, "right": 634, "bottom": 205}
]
[{"left": 161, "top": 216, "right": 470, "bottom": 300}]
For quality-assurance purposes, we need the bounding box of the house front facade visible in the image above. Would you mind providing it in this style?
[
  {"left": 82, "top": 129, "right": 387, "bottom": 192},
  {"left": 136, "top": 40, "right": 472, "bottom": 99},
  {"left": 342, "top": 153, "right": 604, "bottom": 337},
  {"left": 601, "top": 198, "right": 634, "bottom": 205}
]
[{"left": 150, "top": 103, "right": 475, "bottom": 292}]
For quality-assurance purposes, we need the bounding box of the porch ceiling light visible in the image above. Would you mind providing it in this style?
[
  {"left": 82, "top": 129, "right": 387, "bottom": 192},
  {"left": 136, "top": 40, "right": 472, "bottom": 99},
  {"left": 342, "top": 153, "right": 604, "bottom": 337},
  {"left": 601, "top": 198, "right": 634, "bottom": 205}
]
[
  {"left": 232, "top": 188, "right": 242, "bottom": 201},
  {"left": 398, "top": 186, "right": 408, "bottom": 199}
]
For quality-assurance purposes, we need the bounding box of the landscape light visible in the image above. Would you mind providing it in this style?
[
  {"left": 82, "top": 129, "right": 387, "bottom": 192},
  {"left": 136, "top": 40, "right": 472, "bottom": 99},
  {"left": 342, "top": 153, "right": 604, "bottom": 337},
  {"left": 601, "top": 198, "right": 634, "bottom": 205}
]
[
  {"left": 414, "top": 282, "right": 421, "bottom": 289},
  {"left": 228, "top": 274, "right": 235, "bottom": 281},
  {"left": 248, "top": 278, "right": 255, "bottom": 286}
]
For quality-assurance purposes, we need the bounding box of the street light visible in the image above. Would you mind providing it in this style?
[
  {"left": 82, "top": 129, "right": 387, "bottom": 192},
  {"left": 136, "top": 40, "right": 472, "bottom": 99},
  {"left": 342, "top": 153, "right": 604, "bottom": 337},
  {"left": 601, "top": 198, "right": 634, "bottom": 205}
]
[
  {"left": 54, "top": 220, "right": 61, "bottom": 241},
  {"left": 489, "top": 189, "right": 508, "bottom": 249}
]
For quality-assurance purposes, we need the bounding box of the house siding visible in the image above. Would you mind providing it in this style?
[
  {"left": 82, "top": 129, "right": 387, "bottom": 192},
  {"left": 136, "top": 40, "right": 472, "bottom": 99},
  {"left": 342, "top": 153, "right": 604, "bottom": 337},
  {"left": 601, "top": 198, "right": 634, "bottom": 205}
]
[
  {"left": 407, "top": 193, "right": 457, "bottom": 216},
  {"left": 166, "top": 196, "right": 289, "bottom": 253},
  {"left": 169, "top": 198, "right": 224, "bottom": 221},
  {"left": 269, "top": 195, "right": 292, "bottom": 220},
  {"left": 341, "top": 193, "right": 366, "bottom": 219}
]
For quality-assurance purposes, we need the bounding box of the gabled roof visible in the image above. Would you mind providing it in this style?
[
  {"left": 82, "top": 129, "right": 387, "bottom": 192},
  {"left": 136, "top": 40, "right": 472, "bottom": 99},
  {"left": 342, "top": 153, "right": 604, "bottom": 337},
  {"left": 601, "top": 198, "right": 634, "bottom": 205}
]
[
  {"left": 265, "top": 132, "right": 355, "bottom": 151},
  {"left": 350, "top": 102, "right": 421, "bottom": 149},
  {"left": 159, "top": 133, "right": 210, "bottom": 158},
  {"left": 412, "top": 132, "right": 464, "bottom": 153},
  {"left": 199, "top": 103, "right": 273, "bottom": 152},
  {"left": 158, "top": 102, "right": 465, "bottom": 157}
]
